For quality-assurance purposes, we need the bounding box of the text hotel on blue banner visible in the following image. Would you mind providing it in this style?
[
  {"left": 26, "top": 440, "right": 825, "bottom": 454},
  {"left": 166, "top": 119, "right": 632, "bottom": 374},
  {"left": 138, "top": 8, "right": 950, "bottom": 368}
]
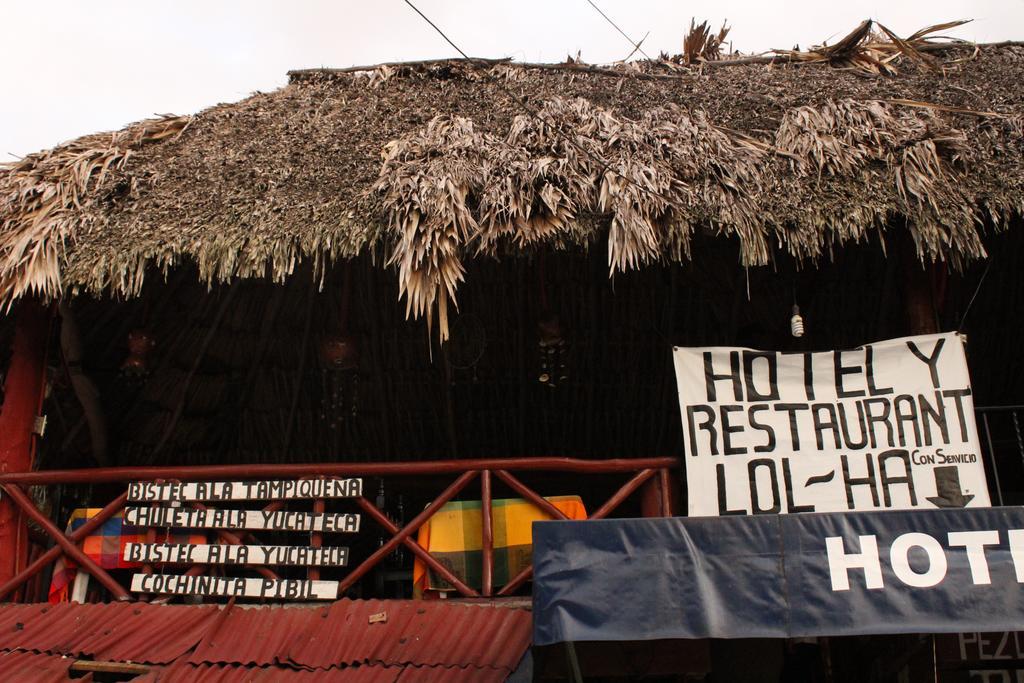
[
  {"left": 672, "top": 333, "right": 991, "bottom": 516},
  {"left": 532, "top": 508, "right": 1024, "bottom": 645}
]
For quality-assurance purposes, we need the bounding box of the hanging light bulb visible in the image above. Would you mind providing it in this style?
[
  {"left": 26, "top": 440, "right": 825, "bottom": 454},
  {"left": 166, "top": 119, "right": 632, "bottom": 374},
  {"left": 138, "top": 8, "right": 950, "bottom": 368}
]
[{"left": 790, "top": 304, "right": 805, "bottom": 338}]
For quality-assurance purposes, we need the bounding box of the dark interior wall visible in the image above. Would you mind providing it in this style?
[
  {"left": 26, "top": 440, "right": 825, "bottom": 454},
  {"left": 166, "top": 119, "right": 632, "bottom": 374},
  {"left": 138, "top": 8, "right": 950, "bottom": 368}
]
[{"left": 34, "top": 226, "right": 1022, "bottom": 471}]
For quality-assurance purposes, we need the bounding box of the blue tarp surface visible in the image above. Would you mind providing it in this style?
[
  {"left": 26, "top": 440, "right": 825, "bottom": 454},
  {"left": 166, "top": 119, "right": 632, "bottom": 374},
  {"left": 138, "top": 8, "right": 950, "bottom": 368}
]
[{"left": 532, "top": 508, "right": 1024, "bottom": 645}]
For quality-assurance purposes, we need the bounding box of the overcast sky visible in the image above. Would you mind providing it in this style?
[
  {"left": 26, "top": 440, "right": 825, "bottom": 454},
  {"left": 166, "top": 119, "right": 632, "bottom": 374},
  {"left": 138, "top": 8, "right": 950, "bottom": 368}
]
[{"left": 1, "top": 1, "right": 1020, "bottom": 158}]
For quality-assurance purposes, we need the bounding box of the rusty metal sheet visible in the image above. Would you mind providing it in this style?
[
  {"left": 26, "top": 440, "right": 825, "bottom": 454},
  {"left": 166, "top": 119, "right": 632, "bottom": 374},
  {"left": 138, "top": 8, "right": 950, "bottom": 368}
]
[
  {"left": 140, "top": 660, "right": 508, "bottom": 682},
  {"left": 138, "top": 659, "right": 400, "bottom": 681},
  {"left": 307, "top": 600, "right": 531, "bottom": 671},
  {"left": 189, "top": 603, "right": 324, "bottom": 667},
  {"left": 189, "top": 599, "right": 532, "bottom": 672},
  {"left": 0, "top": 650, "right": 74, "bottom": 683},
  {"left": 0, "top": 602, "right": 219, "bottom": 664},
  {"left": 394, "top": 665, "right": 512, "bottom": 683},
  {"left": 0, "top": 599, "right": 531, "bottom": 680}
]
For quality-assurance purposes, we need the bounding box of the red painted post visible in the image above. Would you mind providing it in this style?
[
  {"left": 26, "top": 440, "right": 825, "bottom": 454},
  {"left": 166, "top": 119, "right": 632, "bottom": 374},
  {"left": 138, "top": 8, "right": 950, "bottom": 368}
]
[
  {"left": 591, "top": 469, "right": 656, "bottom": 519},
  {"left": 141, "top": 506, "right": 158, "bottom": 581},
  {"left": 25, "top": 545, "right": 41, "bottom": 603},
  {"left": 0, "top": 491, "right": 128, "bottom": 601},
  {"left": 497, "top": 468, "right": 657, "bottom": 596},
  {"left": 641, "top": 468, "right": 676, "bottom": 518},
  {"left": 0, "top": 300, "right": 49, "bottom": 588},
  {"left": 494, "top": 470, "right": 569, "bottom": 521},
  {"left": 338, "top": 471, "right": 477, "bottom": 594},
  {"left": 0, "top": 457, "right": 681, "bottom": 486},
  {"left": 356, "top": 497, "right": 479, "bottom": 597},
  {"left": 2, "top": 483, "right": 130, "bottom": 600},
  {"left": 659, "top": 468, "right": 673, "bottom": 516},
  {"left": 309, "top": 498, "right": 324, "bottom": 582},
  {"left": 480, "top": 470, "right": 493, "bottom": 597}
]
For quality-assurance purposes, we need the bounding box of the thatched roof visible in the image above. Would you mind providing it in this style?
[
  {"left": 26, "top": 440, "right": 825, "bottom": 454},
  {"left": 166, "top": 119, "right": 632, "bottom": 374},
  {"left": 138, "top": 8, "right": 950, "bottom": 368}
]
[{"left": 3, "top": 28, "right": 1024, "bottom": 337}]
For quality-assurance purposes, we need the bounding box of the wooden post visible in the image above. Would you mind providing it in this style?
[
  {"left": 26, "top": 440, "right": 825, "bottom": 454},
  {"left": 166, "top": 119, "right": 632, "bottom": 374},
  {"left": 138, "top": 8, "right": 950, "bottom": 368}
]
[
  {"left": 308, "top": 497, "right": 324, "bottom": 581},
  {"left": 356, "top": 496, "right": 479, "bottom": 597},
  {"left": 898, "top": 241, "right": 941, "bottom": 681},
  {"left": 494, "top": 470, "right": 569, "bottom": 520},
  {"left": 902, "top": 243, "right": 940, "bottom": 336},
  {"left": 0, "top": 300, "right": 49, "bottom": 588},
  {"left": 498, "top": 469, "right": 658, "bottom": 596},
  {"left": 0, "top": 457, "right": 681, "bottom": 486},
  {"left": 640, "top": 468, "right": 679, "bottom": 517},
  {"left": 339, "top": 471, "right": 477, "bottom": 594},
  {"left": 480, "top": 469, "right": 493, "bottom": 597},
  {"left": 0, "top": 491, "right": 128, "bottom": 601},
  {"left": 2, "top": 483, "right": 129, "bottom": 600}
]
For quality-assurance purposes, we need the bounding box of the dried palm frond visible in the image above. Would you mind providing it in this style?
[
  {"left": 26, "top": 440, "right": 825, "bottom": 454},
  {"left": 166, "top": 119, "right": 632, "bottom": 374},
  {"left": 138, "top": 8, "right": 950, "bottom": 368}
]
[
  {"left": 774, "top": 98, "right": 979, "bottom": 262},
  {"left": 374, "top": 115, "right": 494, "bottom": 341},
  {"left": 773, "top": 19, "right": 970, "bottom": 75},
  {"left": 638, "top": 106, "right": 767, "bottom": 264},
  {"left": 875, "top": 23, "right": 941, "bottom": 72},
  {"left": 886, "top": 98, "right": 1007, "bottom": 118},
  {"left": 477, "top": 98, "right": 607, "bottom": 251},
  {"left": 0, "top": 46, "right": 1014, "bottom": 347},
  {"left": 775, "top": 98, "right": 967, "bottom": 182},
  {"left": 376, "top": 97, "right": 768, "bottom": 340},
  {"left": 683, "top": 19, "right": 730, "bottom": 64},
  {"left": 0, "top": 115, "right": 191, "bottom": 306},
  {"left": 375, "top": 90, "right": 999, "bottom": 341}
]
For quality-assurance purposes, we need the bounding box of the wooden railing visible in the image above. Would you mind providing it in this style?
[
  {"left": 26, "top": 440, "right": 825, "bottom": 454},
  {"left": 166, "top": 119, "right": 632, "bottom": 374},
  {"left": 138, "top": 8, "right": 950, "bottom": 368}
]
[
  {"left": 976, "top": 405, "right": 1024, "bottom": 506},
  {"left": 0, "top": 457, "right": 679, "bottom": 603}
]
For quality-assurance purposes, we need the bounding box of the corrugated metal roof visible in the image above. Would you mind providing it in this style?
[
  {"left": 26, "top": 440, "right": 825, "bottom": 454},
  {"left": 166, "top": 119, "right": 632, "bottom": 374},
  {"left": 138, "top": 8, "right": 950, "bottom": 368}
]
[
  {"left": 394, "top": 665, "right": 511, "bottom": 682},
  {"left": 0, "top": 599, "right": 530, "bottom": 682},
  {"left": 137, "top": 659, "right": 402, "bottom": 682},
  {"left": 0, "top": 650, "right": 74, "bottom": 683},
  {"left": 190, "top": 599, "right": 532, "bottom": 670},
  {"left": 0, "top": 601, "right": 219, "bottom": 664},
  {"left": 136, "top": 659, "right": 510, "bottom": 682}
]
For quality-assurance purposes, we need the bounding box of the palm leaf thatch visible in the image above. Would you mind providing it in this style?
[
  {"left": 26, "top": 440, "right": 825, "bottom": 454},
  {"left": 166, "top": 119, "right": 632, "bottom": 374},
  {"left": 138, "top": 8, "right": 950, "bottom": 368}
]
[
  {"left": 774, "top": 19, "right": 971, "bottom": 74},
  {"left": 682, "top": 19, "right": 731, "bottom": 64},
  {"left": 0, "top": 116, "right": 190, "bottom": 304},
  {"left": 377, "top": 96, "right": 994, "bottom": 339},
  {"left": 0, "top": 22, "right": 1022, "bottom": 342}
]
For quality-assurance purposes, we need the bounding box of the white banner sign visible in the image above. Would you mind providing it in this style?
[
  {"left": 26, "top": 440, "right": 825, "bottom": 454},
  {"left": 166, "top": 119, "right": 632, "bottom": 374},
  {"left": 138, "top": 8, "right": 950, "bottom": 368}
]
[
  {"left": 673, "top": 332, "right": 991, "bottom": 516},
  {"left": 124, "top": 507, "right": 361, "bottom": 532},
  {"left": 131, "top": 574, "right": 338, "bottom": 600},
  {"left": 128, "top": 478, "right": 362, "bottom": 502},
  {"left": 123, "top": 543, "right": 349, "bottom": 566}
]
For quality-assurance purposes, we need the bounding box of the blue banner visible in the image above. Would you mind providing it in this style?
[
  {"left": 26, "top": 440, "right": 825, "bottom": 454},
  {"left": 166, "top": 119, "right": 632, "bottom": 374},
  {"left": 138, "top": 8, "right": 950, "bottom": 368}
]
[{"left": 532, "top": 508, "right": 1024, "bottom": 645}]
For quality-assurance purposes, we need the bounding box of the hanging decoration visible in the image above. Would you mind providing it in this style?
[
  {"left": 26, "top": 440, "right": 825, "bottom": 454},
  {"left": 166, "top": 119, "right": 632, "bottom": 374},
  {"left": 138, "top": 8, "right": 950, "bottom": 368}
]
[
  {"left": 536, "top": 254, "right": 569, "bottom": 387},
  {"left": 538, "top": 313, "right": 569, "bottom": 387},
  {"left": 120, "top": 329, "right": 155, "bottom": 376},
  {"left": 319, "top": 332, "right": 360, "bottom": 428},
  {"left": 319, "top": 333, "right": 359, "bottom": 370},
  {"left": 319, "top": 263, "right": 359, "bottom": 429}
]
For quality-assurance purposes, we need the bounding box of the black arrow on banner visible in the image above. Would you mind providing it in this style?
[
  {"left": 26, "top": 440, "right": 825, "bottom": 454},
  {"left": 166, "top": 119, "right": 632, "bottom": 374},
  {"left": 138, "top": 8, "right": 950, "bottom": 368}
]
[{"left": 926, "top": 466, "right": 975, "bottom": 508}]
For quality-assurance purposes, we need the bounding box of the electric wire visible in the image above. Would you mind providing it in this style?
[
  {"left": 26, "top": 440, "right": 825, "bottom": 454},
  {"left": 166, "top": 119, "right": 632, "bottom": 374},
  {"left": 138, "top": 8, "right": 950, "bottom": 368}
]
[
  {"left": 402, "top": 0, "right": 471, "bottom": 59},
  {"left": 957, "top": 255, "right": 994, "bottom": 333},
  {"left": 584, "top": 0, "right": 653, "bottom": 61},
  {"left": 400, "top": 0, "right": 677, "bottom": 206}
]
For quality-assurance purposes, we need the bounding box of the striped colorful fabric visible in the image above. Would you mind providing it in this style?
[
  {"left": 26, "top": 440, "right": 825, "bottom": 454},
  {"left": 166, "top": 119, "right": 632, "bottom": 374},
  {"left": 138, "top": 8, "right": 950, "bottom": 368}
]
[
  {"left": 412, "top": 495, "right": 586, "bottom": 596},
  {"left": 48, "top": 509, "right": 204, "bottom": 603}
]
